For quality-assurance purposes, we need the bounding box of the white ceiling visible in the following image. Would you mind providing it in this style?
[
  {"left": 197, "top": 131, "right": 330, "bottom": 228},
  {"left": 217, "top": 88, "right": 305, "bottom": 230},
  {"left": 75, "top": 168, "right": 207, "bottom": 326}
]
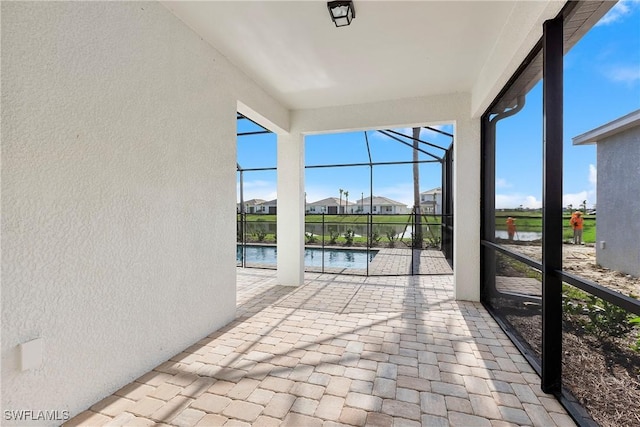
[{"left": 163, "top": 1, "right": 540, "bottom": 110}]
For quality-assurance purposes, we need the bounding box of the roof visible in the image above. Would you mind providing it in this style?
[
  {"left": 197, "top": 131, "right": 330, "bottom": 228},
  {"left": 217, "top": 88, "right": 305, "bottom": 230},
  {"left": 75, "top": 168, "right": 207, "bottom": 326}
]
[
  {"left": 240, "top": 198, "right": 266, "bottom": 205},
  {"left": 358, "top": 196, "right": 407, "bottom": 207},
  {"left": 420, "top": 187, "right": 442, "bottom": 195},
  {"left": 307, "top": 197, "right": 355, "bottom": 207},
  {"left": 572, "top": 109, "right": 640, "bottom": 145}
]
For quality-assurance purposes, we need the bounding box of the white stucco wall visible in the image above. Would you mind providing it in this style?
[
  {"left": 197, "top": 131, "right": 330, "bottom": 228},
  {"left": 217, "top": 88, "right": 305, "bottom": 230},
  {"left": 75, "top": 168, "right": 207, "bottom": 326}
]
[
  {"left": 596, "top": 127, "right": 640, "bottom": 277},
  {"left": 453, "top": 117, "right": 481, "bottom": 301},
  {"left": 1, "top": 2, "right": 286, "bottom": 423},
  {"left": 277, "top": 133, "right": 305, "bottom": 286}
]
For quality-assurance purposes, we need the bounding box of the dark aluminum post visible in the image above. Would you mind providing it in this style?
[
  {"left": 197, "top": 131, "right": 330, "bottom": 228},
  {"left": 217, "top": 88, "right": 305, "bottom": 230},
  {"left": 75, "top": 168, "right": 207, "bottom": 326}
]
[
  {"left": 322, "top": 213, "right": 325, "bottom": 273},
  {"left": 365, "top": 131, "right": 373, "bottom": 277},
  {"left": 441, "top": 154, "right": 447, "bottom": 261},
  {"left": 542, "top": 16, "right": 563, "bottom": 393},
  {"left": 239, "top": 168, "right": 246, "bottom": 267},
  {"left": 481, "top": 115, "right": 496, "bottom": 298},
  {"left": 369, "top": 165, "right": 373, "bottom": 276}
]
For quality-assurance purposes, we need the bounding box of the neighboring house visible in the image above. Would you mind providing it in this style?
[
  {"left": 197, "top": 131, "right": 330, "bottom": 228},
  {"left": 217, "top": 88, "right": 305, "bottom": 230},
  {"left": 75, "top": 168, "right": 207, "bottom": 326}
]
[
  {"left": 420, "top": 187, "right": 442, "bottom": 215},
  {"left": 306, "top": 197, "right": 356, "bottom": 214},
  {"left": 237, "top": 198, "right": 265, "bottom": 214},
  {"left": 355, "top": 196, "right": 409, "bottom": 215},
  {"left": 261, "top": 199, "right": 278, "bottom": 214},
  {"left": 573, "top": 109, "right": 640, "bottom": 277}
]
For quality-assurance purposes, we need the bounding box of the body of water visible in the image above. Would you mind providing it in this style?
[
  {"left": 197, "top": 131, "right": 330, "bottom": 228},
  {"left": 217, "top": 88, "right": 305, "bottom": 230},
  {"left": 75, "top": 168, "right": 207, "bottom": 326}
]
[
  {"left": 495, "top": 230, "right": 542, "bottom": 241},
  {"left": 237, "top": 245, "right": 376, "bottom": 269}
]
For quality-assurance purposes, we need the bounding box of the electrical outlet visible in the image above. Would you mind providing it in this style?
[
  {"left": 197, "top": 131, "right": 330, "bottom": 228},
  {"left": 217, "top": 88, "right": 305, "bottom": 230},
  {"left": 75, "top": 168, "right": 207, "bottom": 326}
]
[
  {"left": 20, "top": 338, "right": 43, "bottom": 371},
  {"left": 599, "top": 241, "right": 606, "bottom": 250}
]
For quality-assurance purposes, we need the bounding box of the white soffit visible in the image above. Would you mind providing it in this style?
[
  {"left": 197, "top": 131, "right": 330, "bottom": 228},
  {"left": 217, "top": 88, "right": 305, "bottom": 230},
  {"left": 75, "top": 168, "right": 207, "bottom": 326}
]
[{"left": 163, "top": 1, "right": 561, "bottom": 111}]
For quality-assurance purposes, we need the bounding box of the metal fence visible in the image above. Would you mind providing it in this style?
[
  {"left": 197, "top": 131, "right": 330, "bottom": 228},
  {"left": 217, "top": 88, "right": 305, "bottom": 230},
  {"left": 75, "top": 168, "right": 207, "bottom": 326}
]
[{"left": 237, "top": 213, "right": 447, "bottom": 276}]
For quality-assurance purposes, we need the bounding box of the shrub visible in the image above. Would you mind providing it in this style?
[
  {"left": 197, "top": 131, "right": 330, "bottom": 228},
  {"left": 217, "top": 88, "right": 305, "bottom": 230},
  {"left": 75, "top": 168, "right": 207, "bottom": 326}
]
[
  {"left": 562, "top": 286, "right": 635, "bottom": 339},
  {"left": 328, "top": 230, "right": 340, "bottom": 245},
  {"left": 369, "top": 229, "right": 382, "bottom": 247},
  {"left": 253, "top": 226, "right": 267, "bottom": 242},
  {"left": 425, "top": 235, "right": 442, "bottom": 248},
  {"left": 385, "top": 228, "right": 399, "bottom": 247},
  {"left": 344, "top": 229, "right": 355, "bottom": 246},
  {"left": 630, "top": 317, "right": 640, "bottom": 352},
  {"left": 305, "top": 232, "right": 318, "bottom": 244}
]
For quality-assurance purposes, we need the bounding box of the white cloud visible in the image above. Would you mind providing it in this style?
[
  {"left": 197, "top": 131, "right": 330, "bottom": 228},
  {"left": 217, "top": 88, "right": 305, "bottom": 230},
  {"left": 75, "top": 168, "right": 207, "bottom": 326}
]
[
  {"left": 605, "top": 65, "right": 640, "bottom": 84},
  {"left": 563, "top": 164, "right": 597, "bottom": 209},
  {"left": 588, "top": 164, "right": 597, "bottom": 187},
  {"left": 596, "top": 0, "right": 639, "bottom": 26},
  {"left": 562, "top": 191, "right": 590, "bottom": 210},
  {"left": 495, "top": 194, "right": 542, "bottom": 210}
]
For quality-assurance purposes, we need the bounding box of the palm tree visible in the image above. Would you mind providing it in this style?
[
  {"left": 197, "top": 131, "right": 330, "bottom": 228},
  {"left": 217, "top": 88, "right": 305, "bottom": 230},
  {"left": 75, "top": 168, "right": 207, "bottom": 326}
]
[
  {"left": 412, "top": 127, "right": 422, "bottom": 248},
  {"left": 339, "top": 188, "right": 344, "bottom": 214},
  {"left": 344, "top": 191, "right": 349, "bottom": 213}
]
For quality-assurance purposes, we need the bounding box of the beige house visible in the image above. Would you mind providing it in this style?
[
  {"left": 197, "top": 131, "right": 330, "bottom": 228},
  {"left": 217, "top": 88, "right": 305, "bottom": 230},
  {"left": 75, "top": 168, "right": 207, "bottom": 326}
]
[
  {"left": 355, "top": 196, "right": 409, "bottom": 215},
  {"left": 237, "top": 198, "right": 265, "bottom": 214},
  {"left": 306, "top": 197, "right": 356, "bottom": 214}
]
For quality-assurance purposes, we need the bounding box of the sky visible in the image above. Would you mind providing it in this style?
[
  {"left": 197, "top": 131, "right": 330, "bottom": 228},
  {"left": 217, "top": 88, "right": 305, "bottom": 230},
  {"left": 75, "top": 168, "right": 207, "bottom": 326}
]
[{"left": 238, "top": 1, "right": 640, "bottom": 209}]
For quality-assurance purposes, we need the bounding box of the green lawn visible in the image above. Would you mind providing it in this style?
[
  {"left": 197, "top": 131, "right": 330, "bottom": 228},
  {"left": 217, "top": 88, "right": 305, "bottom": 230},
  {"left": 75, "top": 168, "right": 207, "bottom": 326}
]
[
  {"left": 238, "top": 214, "right": 442, "bottom": 247},
  {"left": 239, "top": 213, "right": 439, "bottom": 224},
  {"left": 238, "top": 212, "right": 596, "bottom": 244},
  {"left": 495, "top": 212, "right": 596, "bottom": 243}
]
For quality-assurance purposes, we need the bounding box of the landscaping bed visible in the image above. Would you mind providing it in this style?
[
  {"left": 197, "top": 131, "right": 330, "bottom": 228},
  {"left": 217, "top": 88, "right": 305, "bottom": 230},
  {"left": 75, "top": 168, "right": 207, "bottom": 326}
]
[{"left": 494, "top": 244, "right": 640, "bottom": 426}]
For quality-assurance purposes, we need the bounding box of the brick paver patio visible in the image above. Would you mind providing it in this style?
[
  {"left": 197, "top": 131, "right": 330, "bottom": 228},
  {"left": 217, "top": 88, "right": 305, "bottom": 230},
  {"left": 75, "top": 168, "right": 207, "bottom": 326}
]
[{"left": 66, "top": 268, "right": 575, "bottom": 426}]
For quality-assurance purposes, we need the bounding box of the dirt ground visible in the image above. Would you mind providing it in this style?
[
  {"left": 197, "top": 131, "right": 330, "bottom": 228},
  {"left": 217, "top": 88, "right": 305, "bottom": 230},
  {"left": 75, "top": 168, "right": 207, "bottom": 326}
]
[
  {"left": 498, "top": 241, "right": 640, "bottom": 427},
  {"left": 504, "top": 242, "right": 640, "bottom": 297}
]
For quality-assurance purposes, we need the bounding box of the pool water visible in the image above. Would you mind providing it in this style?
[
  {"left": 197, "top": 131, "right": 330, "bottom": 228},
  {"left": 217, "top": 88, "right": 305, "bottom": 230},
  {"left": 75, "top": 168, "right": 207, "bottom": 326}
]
[{"left": 237, "top": 245, "right": 376, "bottom": 269}]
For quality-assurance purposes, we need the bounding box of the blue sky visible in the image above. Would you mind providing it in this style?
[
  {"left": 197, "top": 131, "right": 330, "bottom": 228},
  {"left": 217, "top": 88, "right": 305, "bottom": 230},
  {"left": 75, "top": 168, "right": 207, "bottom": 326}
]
[{"left": 238, "top": 1, "right": 640, "bottom": 209}]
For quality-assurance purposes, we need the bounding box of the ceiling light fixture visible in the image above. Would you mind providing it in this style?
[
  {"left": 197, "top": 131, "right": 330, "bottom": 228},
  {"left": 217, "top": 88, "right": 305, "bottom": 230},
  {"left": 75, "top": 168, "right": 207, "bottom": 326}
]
[{"left": 327, "top": 1, "right": 355, "bottom": 27}]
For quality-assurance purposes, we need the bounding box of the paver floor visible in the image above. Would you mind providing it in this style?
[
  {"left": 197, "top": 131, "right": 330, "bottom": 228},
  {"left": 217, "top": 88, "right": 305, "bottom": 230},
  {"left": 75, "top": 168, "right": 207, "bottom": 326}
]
[
  {"left": 496, "top": 276, "right": 542, "bottom": 297},
  {"left": 66, "top": 268, "right": 575, "bottom": 427}
]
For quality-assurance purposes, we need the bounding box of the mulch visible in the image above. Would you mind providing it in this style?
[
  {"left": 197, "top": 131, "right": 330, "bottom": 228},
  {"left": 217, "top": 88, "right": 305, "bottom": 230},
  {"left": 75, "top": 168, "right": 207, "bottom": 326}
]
[{"left": 505, "top": 310, "right": 640, "bottom": 427}]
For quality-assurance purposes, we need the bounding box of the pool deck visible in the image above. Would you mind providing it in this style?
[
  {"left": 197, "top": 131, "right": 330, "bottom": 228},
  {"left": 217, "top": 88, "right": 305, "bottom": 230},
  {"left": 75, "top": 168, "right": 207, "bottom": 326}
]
[
  {"left": 65, "top": 268, "right": 575, "bottom": 427},
  {"left": 243, "top": 247, "right": 453, "bottom": 277}
]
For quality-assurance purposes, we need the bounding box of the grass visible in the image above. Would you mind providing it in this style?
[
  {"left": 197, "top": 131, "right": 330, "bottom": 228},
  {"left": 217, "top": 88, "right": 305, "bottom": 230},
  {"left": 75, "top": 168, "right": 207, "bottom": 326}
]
[
  {"left": 239, "top": 213, "right": 440, "bottom": 225},
  {"left": 495, "top": 211, "right": 596, "bottom": 243},
  {"left": 238, "top": 211, "right": 597, "bottom": 243},
  {"left": 238, "top": 214, "right": 442, "bottom": 247}
]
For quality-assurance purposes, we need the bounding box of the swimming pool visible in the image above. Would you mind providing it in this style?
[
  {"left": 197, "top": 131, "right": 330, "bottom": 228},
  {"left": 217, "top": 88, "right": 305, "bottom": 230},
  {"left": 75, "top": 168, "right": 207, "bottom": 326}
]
[{"left": 237, "top": 245, "right": 377, "bottom": 269}]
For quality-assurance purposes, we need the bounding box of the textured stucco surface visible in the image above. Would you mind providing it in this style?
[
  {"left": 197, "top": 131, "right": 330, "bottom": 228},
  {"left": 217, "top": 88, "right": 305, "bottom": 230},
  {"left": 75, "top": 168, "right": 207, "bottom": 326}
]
[
  {"left": 596, "top": 127, "right": 640, "bottom": 276},
  {"left": 1, "top": 2, "right": 286, "bottom": 423}
]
